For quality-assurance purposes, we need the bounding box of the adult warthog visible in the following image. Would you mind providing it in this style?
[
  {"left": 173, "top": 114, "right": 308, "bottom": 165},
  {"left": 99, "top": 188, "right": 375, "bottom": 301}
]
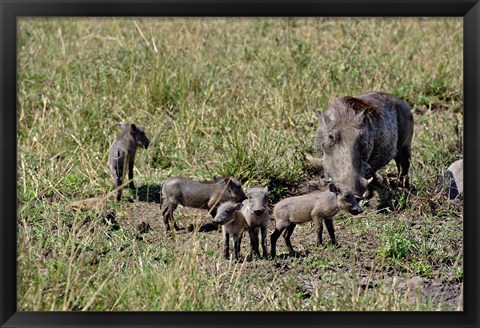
[{"left": 309, "top": 92, "right": 413, "bottom": 198}]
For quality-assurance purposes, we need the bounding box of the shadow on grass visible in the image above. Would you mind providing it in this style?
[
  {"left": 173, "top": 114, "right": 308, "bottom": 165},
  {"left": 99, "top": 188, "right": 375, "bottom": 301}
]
[
  {"left": 131, "top": 184, "right": 163, "bottom": 204},
  {"left": 275, "top": 251, "right": 309, "bottom": 260},
  {"left": 187, "top": 222, "right": 219, "bottom": 233},
  {"left": 363, "top": 176, "right": 416, "bottom": 213}
]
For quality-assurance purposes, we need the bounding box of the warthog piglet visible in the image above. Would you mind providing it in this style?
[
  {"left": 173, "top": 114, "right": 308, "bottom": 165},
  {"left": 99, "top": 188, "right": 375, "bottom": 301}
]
[
  {"left": 212, "top": 201, "right": 246, "bottom": 260},
  {"left": 241, "top": 187, "right": 270, "bottom": 259},
  {"left": 270, "top": 184, "right": 362, "bottom": 258},
  {"left": 109, "top": 122, "right": 150, "bottom": 201}
]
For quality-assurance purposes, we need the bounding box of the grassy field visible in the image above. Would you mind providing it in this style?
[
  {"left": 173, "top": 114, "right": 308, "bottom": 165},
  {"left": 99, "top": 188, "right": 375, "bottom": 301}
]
[{"left": 17, "top": 17, "right": 463, "bottom": 311}]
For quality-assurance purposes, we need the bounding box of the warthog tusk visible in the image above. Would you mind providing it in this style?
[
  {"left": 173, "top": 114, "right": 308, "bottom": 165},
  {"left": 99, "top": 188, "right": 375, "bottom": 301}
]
[
  {"left": 306, "top": 155, "right": 323, "bottom": 169},
  {"left": 361, "top": 177, "right": 374, "bottom": 186}
]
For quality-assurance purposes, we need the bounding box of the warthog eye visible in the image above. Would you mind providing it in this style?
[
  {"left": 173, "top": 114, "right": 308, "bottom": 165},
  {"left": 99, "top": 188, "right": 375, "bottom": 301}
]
[{"left": 323, "top": 132, "right": 336, "bottom": 150}]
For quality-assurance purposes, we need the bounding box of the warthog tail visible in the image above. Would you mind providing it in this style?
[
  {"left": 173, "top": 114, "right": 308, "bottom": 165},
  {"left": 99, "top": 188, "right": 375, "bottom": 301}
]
[{"left": 159, "top": 182, "right": 164, "bottom": 207}]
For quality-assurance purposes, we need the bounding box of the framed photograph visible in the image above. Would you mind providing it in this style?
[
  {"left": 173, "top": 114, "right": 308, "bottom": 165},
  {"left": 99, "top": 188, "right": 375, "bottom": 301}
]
[{"left": 1, "top": 0, "right": 479, "bottom": 327}]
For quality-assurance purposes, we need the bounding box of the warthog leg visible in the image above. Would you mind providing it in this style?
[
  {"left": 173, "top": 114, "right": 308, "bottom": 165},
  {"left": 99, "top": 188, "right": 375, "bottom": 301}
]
[
  {"left": 395, "top": 145, "right": 411, "bottom": 188},
  {"left": 233, "top": 234, "right": 242, "bottom": 261},
  {"left": 270, "top": 227, "right": 285, "bottom": 258},
  {"left": 314, "top": 217, "right": 324, "bottom": 245},
  {"left": 223, "top": 232, "right": 230, "bottom": 259},
  {"left": 115, "top": 177, "right": 123, "bottom": 201},
  {"left": 260, "top": 225, "right": 268, "bottom": 259},
  {"left": 248, "top": 228, "right": 261, "bottom": 258},
  {"left": 324, "top": 218, "right": 337, "bottom": 245},
  {"left": 162, "top": 203, "right": 179, "bottom": 233},
  {"left": 128, "top": 159, "right": 135, "bottom": 189},
  {"left": 283, "top": 223, "right": 297, "bottom": 256}
]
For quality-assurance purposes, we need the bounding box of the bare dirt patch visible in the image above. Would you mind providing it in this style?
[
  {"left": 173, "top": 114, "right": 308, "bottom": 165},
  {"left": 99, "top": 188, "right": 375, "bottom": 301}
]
[{"left": 113, "top": 180, "right": 463, "bottom": 310}]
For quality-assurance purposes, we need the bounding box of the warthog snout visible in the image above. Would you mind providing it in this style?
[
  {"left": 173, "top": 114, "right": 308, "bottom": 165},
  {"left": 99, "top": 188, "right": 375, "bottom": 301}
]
[
  {"left": 139, "top": 136, "right": 150, "bottom": 149},
  {"left": 253, "top": 209, "right": 265, "bottom": 216},
  {"left": 333, "top": 184, "right": 364, "bottom": 216},
  {"left": 343, "top": 194, "right": 363, "bottom": 215},
  {"left": 349, "top": 203, "right": 363, "bottom": 215}
]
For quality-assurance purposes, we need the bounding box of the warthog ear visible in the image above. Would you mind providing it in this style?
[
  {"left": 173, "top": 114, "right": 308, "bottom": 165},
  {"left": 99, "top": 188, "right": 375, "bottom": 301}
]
[
  {"left": 235, "top": 203, "right": 244, "bottom": 211},
  {"left": 130, "top": 123, "right": 138, "bottom": 133},
  {"left": 118, "top": 122, "right": 128, "bottom": 130},
  {"left": 263, "top": 186, "right": 268, "bottom": 193},
  {"left": 212, "top": 175, "right": 223, "bottom": 182},
  {"left": 343, "top": 96, "right": 380, "bottom": 121},
  {"left": 328, "top": 183, "right": 339, "bottom": 194},
  {"left": 361, "top": 177, "right": 374, "bottom": 186},
  {"left": 316, "top": 109, "right": 331, "bottom": 127},
  {"left": 353, "top": 111, "right": 365, "bottom": 126},
  {"left": 343, "top": 96, "right": 373, "bottom": 112}
]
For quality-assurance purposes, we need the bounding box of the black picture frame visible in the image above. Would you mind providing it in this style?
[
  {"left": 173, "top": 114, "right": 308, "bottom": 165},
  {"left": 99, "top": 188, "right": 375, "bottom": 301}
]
[{"left": 1, "top": 1, "right": 479, "bottom": 327}]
